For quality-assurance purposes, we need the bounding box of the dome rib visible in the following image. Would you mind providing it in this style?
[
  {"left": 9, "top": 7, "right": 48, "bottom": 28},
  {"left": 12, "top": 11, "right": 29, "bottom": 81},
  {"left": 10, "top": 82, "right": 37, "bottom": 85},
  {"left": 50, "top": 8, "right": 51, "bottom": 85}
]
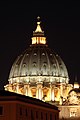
[
  {"left": 18, "top": 53, "right": 27, "bottom": 77},
  {"left": 49, "top": 49, "right": 60, "bottom": 77},
  {"left": 28, "top": 46, "right": 36, "bottom": 76},
  {"left": 43, "top": 46, "right": 51, "bottom": 75},
  {"left": 9, "top": 55, "right": 23, "bottom": 79}
]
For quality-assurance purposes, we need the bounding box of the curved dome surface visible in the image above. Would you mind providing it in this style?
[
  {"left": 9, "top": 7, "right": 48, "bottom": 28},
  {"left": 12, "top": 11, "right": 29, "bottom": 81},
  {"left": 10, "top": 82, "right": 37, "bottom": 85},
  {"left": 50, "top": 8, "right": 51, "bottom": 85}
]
[
  {"left": 9, "top": 44, "right": 69, "bottom": 84},
  {"left": 8, "top": 19, "right": 69, "bottom": 85}
]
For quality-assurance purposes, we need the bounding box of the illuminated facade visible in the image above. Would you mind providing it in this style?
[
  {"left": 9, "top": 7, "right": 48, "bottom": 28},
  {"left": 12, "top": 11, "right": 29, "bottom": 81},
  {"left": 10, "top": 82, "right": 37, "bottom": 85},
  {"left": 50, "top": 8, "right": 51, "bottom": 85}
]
[
  {"left": 58, "top": 82, "right": 80, "bottom": 120},
  {"left": 4, "top": 17, "right": 80, "bottom": 119}
]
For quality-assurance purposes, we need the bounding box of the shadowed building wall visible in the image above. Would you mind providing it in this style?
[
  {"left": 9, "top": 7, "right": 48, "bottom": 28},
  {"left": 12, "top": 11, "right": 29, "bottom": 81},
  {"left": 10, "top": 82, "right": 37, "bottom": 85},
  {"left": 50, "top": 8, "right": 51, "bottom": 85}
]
[{"left": 0, "top": 90, "right": 59, "bottom": 120}]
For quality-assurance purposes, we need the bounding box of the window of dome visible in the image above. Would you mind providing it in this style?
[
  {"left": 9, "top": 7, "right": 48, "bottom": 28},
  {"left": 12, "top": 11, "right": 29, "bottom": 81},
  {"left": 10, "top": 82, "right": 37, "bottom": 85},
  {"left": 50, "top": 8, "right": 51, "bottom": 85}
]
[
  {"left": 26, "top": 53, "right": 29, "bottom": 56},
  {"left": 23, "top": 63, "right": 26, "bottom": 67},
  {"left": 50, "top": 53, "right": 52, "bottom": 56},
  {"left": 33, "top": 62, "right": 36, "bottom": 66},
  {"left": 42, "top": 53, "right": 45, "bottom": 55},
  {"left": 53, "top": 64, "right": 56, "bottom": 68},
  {"left": 56, "top": 54, "right": 58, "bottom": 56},
  {"left": 34, "top": 53, "right": 37, "bottom": 56}
]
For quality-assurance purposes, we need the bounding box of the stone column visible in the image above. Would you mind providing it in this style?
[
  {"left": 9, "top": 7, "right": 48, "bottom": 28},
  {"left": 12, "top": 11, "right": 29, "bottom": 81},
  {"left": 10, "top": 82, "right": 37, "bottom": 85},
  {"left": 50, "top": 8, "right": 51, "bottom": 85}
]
[
  {"left": 36, "top": 82, "right": 43, "bottom": 100},
  {"left": 16, "top": 83, "right": 20, "bottom": 93},
  {"left": 51, "top": 84, "right": 55, "bottom": 101},
  {"left": 49, "top": 83, "right": 55, "bottom": 101},
  {"left": 60, "top": 83, "right": 64, "bottom": 98},
  {"left": 24, "top": 83, "right": 31, "bottom": 97}
]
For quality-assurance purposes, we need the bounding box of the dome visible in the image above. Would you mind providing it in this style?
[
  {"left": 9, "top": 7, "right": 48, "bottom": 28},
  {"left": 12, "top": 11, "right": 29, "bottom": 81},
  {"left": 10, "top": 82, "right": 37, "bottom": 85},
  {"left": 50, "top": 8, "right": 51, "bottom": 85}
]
[
  {"left": 5, "top": 17, "right": 70, "bottom": 103},
  {"left": 8, "top": 18, "right": 69, "bottom": 85},
  {"left": 9, "top": 44, "right": 69, "bottom": 83},
  {"left": 69, "top": 88, "right": 80, "bottom": 94}
]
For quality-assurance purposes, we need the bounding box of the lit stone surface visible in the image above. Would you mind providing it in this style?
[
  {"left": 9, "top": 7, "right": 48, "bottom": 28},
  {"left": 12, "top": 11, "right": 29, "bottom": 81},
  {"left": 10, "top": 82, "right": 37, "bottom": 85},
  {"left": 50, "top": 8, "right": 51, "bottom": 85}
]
[{"left": 5, "top": 17, "right": 80, "bottom": 120}]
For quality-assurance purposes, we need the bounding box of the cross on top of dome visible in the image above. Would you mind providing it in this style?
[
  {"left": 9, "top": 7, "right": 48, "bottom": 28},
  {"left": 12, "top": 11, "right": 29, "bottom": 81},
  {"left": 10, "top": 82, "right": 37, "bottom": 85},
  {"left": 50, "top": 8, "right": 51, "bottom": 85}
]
[
  {"left": 37, "top": 16, "right": 40, "bottom": 20},
  {"left": 35, "top": 16, "right": 42, "bottom": 33}
]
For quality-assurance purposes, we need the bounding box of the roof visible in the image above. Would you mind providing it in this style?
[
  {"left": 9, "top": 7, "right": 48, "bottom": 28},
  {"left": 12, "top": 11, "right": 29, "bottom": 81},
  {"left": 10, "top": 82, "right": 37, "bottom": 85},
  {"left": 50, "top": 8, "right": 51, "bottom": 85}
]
[{"left": 0, "top": 90, "right": 58, "bottom": 111}]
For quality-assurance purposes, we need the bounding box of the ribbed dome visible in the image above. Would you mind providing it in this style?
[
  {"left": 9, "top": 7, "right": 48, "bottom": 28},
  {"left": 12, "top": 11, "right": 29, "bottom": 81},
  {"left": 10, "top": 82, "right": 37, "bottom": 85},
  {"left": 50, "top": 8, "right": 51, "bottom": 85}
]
[
  {"left": 9, "top": 45, "right": 69, "bottom": 84},
  {"left": 8, "top": 17, "right": 69, "bottom": 85}
]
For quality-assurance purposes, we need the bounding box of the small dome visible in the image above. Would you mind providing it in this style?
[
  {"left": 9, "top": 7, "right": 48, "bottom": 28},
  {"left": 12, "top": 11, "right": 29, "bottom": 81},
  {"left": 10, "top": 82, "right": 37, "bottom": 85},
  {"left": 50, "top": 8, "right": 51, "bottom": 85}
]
[{"left": 69, "top": 88, "right": 80, "bottom": 94}]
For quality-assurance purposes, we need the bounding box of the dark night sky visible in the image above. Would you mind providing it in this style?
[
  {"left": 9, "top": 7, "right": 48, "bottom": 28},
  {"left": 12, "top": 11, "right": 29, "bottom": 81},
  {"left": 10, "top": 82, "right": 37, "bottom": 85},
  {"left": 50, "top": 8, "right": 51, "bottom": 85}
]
[{"left": 0, "top": 1, "right": 80, "bottom": 90}]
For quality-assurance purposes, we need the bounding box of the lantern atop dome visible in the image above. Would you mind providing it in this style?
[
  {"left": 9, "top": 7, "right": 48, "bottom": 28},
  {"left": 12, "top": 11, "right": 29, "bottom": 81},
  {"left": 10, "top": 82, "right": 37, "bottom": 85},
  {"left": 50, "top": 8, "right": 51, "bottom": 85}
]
[{"left": 32, "top": 16, "right": 46, "bottom": 45}]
